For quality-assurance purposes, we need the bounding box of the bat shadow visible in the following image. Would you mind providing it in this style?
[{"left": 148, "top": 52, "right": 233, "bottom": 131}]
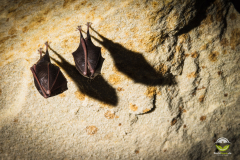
[
  {"left": 231, "top": 0, "right": 240, "bottom": 13},
  {"left": 89, "top": 28, "right": 176, "bottom": 86},
  {"left": 49, "top": 47, "right": 118, "bottom": 106}
]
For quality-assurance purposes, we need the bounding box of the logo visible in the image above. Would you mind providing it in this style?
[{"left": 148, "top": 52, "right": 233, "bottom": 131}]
[{"left": 214, "top": 137, "right": 231, "bottom": 156}]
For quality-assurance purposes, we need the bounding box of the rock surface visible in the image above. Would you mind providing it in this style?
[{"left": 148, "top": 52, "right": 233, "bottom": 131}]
[{"left": 0, "top": 0, "right": 240, "bottom": 159}]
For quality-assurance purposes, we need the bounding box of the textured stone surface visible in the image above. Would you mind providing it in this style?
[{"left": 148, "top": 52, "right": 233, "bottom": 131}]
[{"left": 0, "top": 0, "right": 240, "bottom": 159}]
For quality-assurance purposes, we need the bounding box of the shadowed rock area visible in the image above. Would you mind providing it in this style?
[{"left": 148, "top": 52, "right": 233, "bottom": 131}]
[{"left": 0, "top": 0, "right": 240, "bottom": 159}]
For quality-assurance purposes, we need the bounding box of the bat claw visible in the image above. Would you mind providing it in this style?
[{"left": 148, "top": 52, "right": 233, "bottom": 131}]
[
  {"left": 77, "top": 25, "right": 82, "bottom": 31},
  {"left": 45, "top": 41, "right": 49, "bottom": 46},
  {"left": 38, "top": 48, "right": 43, "bottom": 53},
  {"left": 38, "top": 48, "right": 43, "bottom": 58},
  {"left": 86, "top": 22, "right": 92, "bottom": 27}
]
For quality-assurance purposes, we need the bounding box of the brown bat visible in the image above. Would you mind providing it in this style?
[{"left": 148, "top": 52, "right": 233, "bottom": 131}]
[
  {"left": 72, "top": 22, "right": 102, "bottom": 79},
  {"left": 30, "top": 42, "right": 68, "bottom": 98}
]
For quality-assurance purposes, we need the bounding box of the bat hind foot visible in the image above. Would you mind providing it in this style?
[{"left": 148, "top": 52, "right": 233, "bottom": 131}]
[
  {"left": 77, "top": 25, "right": 82, "bottom": 31},
  {"left": 38, "top": 48, "right": 43, "bottom": 53},
  {"left": 86, "top": 22, "right": 92, "bottom": 27},
  {"left": 38, "top": 48, "right": 43, "bottom": 57}
]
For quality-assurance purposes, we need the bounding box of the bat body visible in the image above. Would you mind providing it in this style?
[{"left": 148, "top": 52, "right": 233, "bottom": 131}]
[
  {"left": 72, "top": 22, "right": 101, "bottom": 79},
  {"left": 30, "top": 42, "right": 68, "bottom": 98}
]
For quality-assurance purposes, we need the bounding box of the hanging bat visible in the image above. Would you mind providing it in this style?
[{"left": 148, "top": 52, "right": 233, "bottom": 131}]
[
  {"left": 30, "top": 42, "right": 68, "bottom": 98},
  {"left": 72, "top": 22, "right": 102, "bottom": 79}
]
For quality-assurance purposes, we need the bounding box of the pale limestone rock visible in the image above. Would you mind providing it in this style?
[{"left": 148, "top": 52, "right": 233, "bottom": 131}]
[{"left": 0, "top": 0, "right": 240, "bottom": 159}]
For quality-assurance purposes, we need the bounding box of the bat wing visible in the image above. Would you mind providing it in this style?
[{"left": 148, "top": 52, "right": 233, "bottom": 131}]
[
  {"left": 85, "top": 34, "right": 101, "bottom": 76},
  {"left": 31, "top": 61, "right": 67, "bottom": 98},
  {"left": 72, "top": 37, "right": 88, "bottom": 77},
  {"left": 31, "top": 65, "right": 47, "bottom": 98},
  {"left": 48, "top": 63, "right": 68, "bottom": 97}
]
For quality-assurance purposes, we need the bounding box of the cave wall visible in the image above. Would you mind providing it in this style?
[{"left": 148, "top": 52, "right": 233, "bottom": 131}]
[{"left": 0, "top": 0, "right": 240, "bottom": 159}]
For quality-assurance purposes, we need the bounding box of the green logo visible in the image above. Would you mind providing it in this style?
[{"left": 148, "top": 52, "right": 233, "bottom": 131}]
[
  {"left": 214, "top": 137, "right": 231, "bottom": 156},
  {"left": 216, "top": 145, "right": 230, "bottom": 152}
]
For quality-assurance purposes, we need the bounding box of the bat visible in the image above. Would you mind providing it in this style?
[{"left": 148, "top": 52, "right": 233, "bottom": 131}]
[
  {"left": 30, "top": 42, "right": 68, "bottom": 98},
  {"left": 72, "top": 22, "right": 102, "bottom": 79}
]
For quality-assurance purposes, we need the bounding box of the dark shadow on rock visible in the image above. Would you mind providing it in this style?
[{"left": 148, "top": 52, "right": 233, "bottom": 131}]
[
  {"left": 89, "top": 28, "right": 176, "bottom": 86},
  {"left": 176, "top": 0, "right": 215, "bottom": 36},
  {"left": 231, "top": 0, "right": 240, "bottom": 13},
  {"left": 49, "top": 47, "right": 118, "bottom": 106}
]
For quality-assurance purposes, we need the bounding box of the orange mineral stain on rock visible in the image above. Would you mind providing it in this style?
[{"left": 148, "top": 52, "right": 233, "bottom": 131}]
[
  {"left": 63, "top": 0, "right": 77, "bottom": 8},
  {"left": 222, "top": 50, "right": 227, "bottom": 55},
  {"left": 74, "top": 91, "right": 85, "bottom": 101},
  {"left": 230, "top": 28, "right": 240, "bottom": 50},
  {"left": 179, "top": 106, "right": 183, "bottom": 112},
  {"left": 217, "top": 71, "right": 222, "bottom": 76},
  {"left": 117, "top": 87, "right": 124, "bottom": 91},
  {"left": 230, "top": 13, "right": 236, "bottom": 20},
  {"left": 178, "top": 33, "right": 188, "bottom": 43},
  {"left": 0, "top": 36, "right": 16, "bottom": 44},
  {"left": 156, "top": 63, "right": 168, "bottom": 75},
  {"left": 8, "top": 27, "right": 17, "bottom": 35},
  {"left": 171, "top": 118, "right": 177, "bottom": 126},
  {"left": 145, "top": 86, "right": 157, "bottom": 98},
  {"left": 108, "top": 74, "right": 121, "bottom": 85},
  {"left": 86, "top": 126, "right": 98, "bottom": 135},
  {"left": 99, "top": 102, "right": 114, "bottom": 109},
  {"left": 104, "top": 111, "right": 115, "bottom": 119},
  {"left": 175, "top": 45, "right": 182, "bottom": 53},
  {"left": 59, "top": 93, "right": 66, "bottom": 98},
  {"left": 200, "top": 44, "right": 207, "bottom": 50},
  {"left": 157, "top": 90, "right": 162, "bottom": 95},
  {"left": 208, "top": 51, "right": 219, "bottom": 62},
  {"left": 129, "top": 103, "right": 138, "bottom": 111},
  {"left": 143, "top": 108, "right": 151, "bottom": 113},
  {"left": 135, "top": 150, "right": 140, "bottom": 154},
  {"left": 21, "top": 42, "right": 26, "bottom": 48},
  {"left": 191, "top": 51, "right": 198, "bottom": 58},
  {"left": 166, "top": 11, "right": 179, "bottom": 30},
  {"left": 22, "top": 14, "right": 46, "bottom": 33},
  {"left": 61, "top": 39, "right": 71, "bottom": 50},
  {"left": 200, "top": 116, "right": 206, "bottom": 121},
  {"left": 220, "top": 38, "right": 229, "bottom": 47},
  {"left": 130, "top": 27, "right": 139, "bottom": 33},
  {"left": 74, "top": 0, "right": 87, "bottom": 10},
  {"left": 187, "top": 72, "right": 197, "bottom": 78},
  {"left": 197, "top": 86, "right": 206, "bottom": 90},
  {"left": 5, "top": 54, "right": 13, "bottom": 60},
  {"left": 199, "top": 95, "right": 205, "bottom": 102},
  {"left": 201, "top": 14, "right": 213, "bottom": 27},
  {"left": 42, "top": 6, "right": 52, "bottom": 15}
]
